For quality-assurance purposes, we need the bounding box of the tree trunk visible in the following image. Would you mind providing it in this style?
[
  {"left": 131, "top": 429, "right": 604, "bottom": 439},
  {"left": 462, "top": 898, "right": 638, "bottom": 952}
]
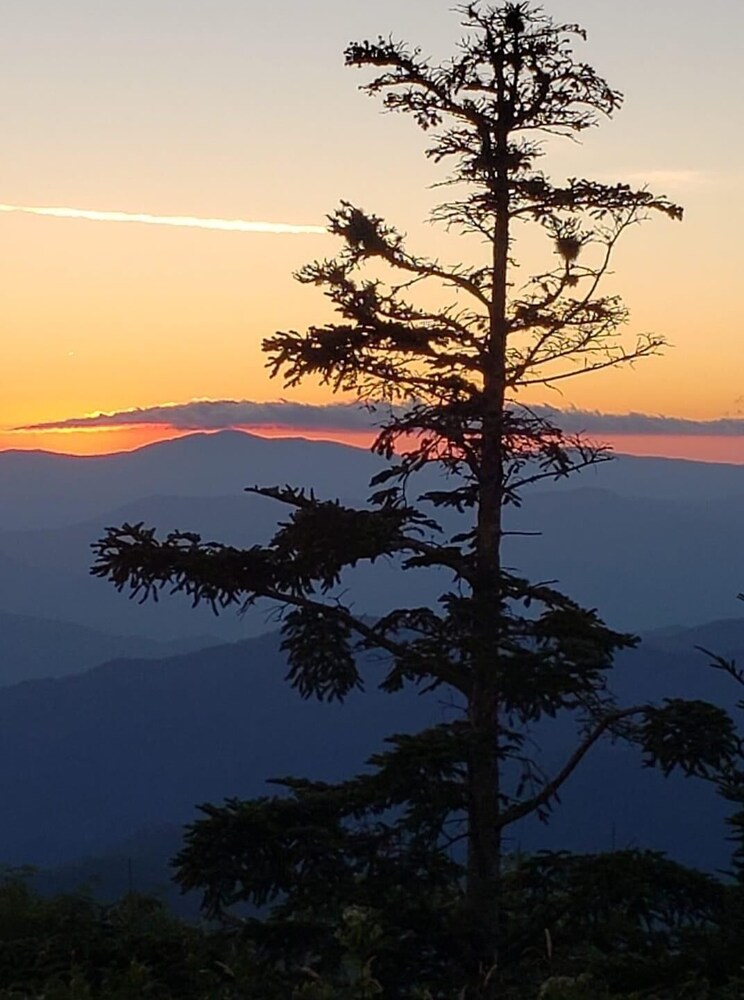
[{"left": 465, "top": 104, "right": 511, "bottom": 980}]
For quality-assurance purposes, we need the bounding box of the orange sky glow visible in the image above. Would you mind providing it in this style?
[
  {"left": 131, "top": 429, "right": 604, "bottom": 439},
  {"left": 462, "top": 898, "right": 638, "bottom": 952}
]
[
  {"left": 5, "top": 425, "right": 744, "bottom": 468},
  {"left": 2, "top": 0, "right": 742, "bottom": 466}
]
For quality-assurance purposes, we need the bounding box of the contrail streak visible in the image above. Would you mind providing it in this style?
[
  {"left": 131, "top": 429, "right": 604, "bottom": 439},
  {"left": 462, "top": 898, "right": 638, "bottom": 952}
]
[{"left": 0, "top": 203, "right": 328, "bottom": 235}]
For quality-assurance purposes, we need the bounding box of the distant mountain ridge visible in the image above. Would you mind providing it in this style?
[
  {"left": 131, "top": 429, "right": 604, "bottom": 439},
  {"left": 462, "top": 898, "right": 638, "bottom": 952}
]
[
  {"left": 4, "top": 429, "right": 744, "bottom": 531},
  {"left": 0, "top": 623, "right": 738, "bottom": 880},
  {"left": 2, "top": 431, "right": 743, "bottom": 902},
  {"left": 3, "top": 430, "right": 744, "bottom": 636},
  {"left": 0, "top": 609, "right": 219, "bottom": 686},
  {"left": 2, "top": 482, "right": 743, "bottom": 638},
  {"left": 0, "top": 632, "right": 436, "bottom": 867},
  {"left": 642, "top": 616, "right": 744, "bottom": 655},
  {"left": 0, "top": 431, "right": 381, "bottom": 531}
]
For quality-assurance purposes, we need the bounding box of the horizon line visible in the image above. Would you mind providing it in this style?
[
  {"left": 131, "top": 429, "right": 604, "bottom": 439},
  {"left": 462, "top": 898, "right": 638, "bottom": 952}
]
[{"left": 3, "top": 426, "right": 744, "bottom": 467}]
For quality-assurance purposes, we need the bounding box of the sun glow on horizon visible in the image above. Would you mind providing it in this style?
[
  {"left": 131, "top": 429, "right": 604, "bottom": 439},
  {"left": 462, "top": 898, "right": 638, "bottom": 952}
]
[
  {"left": 0, "top": 425, "right": 378, "bottom": 457},
  {"left": 3, "top": 424, "right": 744, "bottom": 465}
]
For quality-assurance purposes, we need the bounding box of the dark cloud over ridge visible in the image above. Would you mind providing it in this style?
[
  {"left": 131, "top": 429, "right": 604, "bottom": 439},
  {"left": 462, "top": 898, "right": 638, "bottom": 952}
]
[
  {"left": 13, "top": 399, "right": 744, "bottom": 437},
  {"left": 15, "top": 400, "right": 384, "bottom": 432}
]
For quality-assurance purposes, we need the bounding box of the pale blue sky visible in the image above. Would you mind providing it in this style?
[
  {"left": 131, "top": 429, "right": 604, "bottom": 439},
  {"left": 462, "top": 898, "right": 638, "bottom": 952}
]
[{"left": 2, "top": 1, "right": 740, "bottom": 216}]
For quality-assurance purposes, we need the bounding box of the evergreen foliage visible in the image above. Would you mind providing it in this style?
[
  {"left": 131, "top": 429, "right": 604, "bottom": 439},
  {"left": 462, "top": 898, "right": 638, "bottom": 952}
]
[
  {"left": 0, "top": 872, "right": 232, "bottom": 998},
  {"left": 91, "top": 2, "right": 737, "bottom": 995},
  {"left": 3, "top": 871, "right": 744, "bottom": 999}
]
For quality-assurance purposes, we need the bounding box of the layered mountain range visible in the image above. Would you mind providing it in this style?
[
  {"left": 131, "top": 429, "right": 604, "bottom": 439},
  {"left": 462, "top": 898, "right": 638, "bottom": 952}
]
[{"left": 1, "top": 430, "right": 742, "bottom": 903}]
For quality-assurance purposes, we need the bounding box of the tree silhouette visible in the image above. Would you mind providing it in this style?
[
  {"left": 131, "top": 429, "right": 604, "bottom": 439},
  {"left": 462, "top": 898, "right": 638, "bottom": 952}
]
[{"left": 92, "top": 2, "right": 735, "bottom": 992}]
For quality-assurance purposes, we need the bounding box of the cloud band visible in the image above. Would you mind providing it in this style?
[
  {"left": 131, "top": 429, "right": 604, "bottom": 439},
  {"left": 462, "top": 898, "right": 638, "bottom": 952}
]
[
  {"left": 13, "top": 400, "right": 744, "bottom": 438},
  {"left": 14, "top": 400, "right": 381, "bottom": 433}
]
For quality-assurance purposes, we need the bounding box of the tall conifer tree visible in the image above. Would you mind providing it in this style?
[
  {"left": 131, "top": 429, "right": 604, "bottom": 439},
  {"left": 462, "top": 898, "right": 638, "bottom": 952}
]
[{"left": 94, "top": 3, "right": 735, "bottom": 993}]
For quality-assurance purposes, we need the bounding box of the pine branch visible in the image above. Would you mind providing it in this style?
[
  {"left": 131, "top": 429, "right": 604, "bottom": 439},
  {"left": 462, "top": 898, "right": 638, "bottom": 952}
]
[{"left": 497, "top": 705, "right": 646, "bottom": 828}]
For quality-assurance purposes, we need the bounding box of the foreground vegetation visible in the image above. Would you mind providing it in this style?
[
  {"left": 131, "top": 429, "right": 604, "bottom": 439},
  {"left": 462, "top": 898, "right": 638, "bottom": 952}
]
[{"left": 3, "top": 854, "right": 744, "bottom": 999}]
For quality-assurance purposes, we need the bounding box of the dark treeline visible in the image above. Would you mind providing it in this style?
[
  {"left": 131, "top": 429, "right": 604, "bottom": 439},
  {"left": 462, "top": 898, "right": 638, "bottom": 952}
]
[{"left": 4, "top": 852, "right": 744, "bottom": 998}]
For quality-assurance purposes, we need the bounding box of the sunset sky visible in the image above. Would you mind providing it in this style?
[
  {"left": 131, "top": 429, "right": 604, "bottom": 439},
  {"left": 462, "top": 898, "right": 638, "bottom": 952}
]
[{"left": 2, "top": 0, "right": 742, "bottom": 460}]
